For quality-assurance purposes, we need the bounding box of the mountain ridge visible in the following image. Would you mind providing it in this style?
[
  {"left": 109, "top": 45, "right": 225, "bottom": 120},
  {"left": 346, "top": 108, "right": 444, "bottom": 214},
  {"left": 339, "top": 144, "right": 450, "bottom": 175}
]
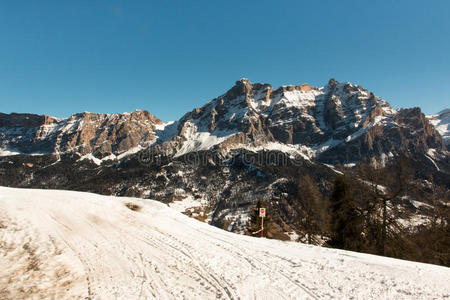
[
  {"left": 1, "top": 78, "right": 447, "bottom": 163},
  {"left": 0, "top": 110, "right": 162, "bottom": 159}
]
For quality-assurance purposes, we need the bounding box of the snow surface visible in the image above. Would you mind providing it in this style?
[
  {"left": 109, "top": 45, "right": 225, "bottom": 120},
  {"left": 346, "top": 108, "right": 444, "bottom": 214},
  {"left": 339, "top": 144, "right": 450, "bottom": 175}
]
[
  {"left": 169, "top": 195, "right": 205, "bottom": 213},
  {"left": 79, "top": 153, "right": 103, "bottom": 165},
  {"left": 0, "top": 147, "right": 47, "bottom": 157},
  {"left": 154, "top": 121, "right": 178, "bottom": 143},
  {"left": 78, "top": 146, "right": 147, "bottom": 165},
  {"left": 175, "top": 121, "right": 236, "bottom": 157},
  {"left": 0, "top": 187, "right": 449, "bottom": 299},
  {"left": 0, "top": 148, "right": 23, "bottom": 156}
]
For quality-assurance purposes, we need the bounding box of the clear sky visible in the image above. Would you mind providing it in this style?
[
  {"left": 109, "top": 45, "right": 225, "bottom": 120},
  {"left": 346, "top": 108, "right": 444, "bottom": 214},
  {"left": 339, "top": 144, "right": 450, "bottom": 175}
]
[{"left": 1, "top": 1, "right": 449, "bottom": 121}]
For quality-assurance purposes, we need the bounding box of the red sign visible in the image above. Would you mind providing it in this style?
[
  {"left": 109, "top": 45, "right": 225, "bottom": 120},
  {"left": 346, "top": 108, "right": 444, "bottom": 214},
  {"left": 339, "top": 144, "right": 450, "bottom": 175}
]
[{"left": 259, "top": 208, "right": 266, "bottom": 217}]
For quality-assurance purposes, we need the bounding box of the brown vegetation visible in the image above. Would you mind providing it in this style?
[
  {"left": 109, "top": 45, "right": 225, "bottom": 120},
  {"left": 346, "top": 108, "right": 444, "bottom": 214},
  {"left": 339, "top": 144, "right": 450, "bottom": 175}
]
[{"left": 125, "top": 202, "right": 142, "bottom": 212}]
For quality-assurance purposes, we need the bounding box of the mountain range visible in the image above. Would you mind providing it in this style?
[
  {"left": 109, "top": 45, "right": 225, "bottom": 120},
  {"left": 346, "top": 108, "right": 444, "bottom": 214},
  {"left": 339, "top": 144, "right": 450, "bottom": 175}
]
[
  {"left": 1, "top": 79, "right": 448, "bottom": 161},
  {"left": 0, "top": 78, "right": 449, "bottom": 240}
]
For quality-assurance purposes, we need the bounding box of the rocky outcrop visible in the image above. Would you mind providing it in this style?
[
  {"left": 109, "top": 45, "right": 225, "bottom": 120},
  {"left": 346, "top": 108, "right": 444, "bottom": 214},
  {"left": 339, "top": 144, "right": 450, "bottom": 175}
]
[
  {"left": 318, "top": 108, "right": 447, "bottom": 163},
  {"left": 0, "top": 113, "right": 54, "bottom": 129}
]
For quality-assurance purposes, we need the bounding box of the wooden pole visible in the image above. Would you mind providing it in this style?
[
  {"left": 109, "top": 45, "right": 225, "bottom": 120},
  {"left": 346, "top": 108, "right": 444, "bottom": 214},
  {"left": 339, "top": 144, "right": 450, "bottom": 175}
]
[{"left": 261, "top": 216, "right": 264, "bottom": 238}]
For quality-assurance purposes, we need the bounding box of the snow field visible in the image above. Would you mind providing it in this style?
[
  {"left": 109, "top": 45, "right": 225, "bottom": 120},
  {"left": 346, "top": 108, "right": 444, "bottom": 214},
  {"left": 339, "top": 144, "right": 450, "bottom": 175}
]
[{"left": 0, "top": 187, "right": 449, "bottom": 299}]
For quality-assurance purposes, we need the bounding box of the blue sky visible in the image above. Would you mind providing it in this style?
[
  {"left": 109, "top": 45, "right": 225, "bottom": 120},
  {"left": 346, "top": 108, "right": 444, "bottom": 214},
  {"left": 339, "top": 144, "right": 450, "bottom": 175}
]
[{"left": 1, "top": 1, "right": 449, "bottom": 121}]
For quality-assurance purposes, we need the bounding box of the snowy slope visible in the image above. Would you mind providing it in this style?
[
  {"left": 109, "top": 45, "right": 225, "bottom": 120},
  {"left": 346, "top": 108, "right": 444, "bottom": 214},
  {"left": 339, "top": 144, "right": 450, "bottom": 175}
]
[
  {"left": 0, "top": 187, "right": 449, "bottom": 299},
  {"left": 428, "top": 109, "right": 450, "bottom": 145}
]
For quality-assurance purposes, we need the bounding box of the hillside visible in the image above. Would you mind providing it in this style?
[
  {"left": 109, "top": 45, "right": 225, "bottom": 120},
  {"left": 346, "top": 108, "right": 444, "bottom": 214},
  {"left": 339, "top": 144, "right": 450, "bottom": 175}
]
[{"left": 0, "top": 187, "right": 448, "bottom": 299}]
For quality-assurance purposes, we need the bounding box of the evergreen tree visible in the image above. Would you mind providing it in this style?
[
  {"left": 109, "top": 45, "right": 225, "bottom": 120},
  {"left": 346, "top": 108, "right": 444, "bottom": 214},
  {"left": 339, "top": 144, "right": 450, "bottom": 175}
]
[{"left": 327, "top": 175, "right": 364, "bottom": 251}]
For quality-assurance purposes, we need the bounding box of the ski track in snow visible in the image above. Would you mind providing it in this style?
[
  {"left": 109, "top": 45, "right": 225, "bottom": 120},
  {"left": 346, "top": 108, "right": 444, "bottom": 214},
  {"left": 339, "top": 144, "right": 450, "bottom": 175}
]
[{"left": 0, "top": 187, "right": 449, "bottom": 299}]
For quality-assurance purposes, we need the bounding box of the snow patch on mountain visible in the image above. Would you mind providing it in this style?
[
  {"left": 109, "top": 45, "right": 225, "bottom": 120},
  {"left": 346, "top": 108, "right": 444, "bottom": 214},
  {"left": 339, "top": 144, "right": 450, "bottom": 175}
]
[
  {"left": 175, "top": 120, "right": 237, "bottom": 157},
  {"left": 169, "top": 195, "right": 207, "bottom": 214},
  {"left": 427, "top": 109, "right": 450, "bottom": 145},
  {"left": 78, "top": 145, "right": 147, "bottom": 165},
  {"left": 0, "top": 147, "right": 23, "bottom": 156},
  {"left": 154, "top": 120, "right": 178, "bottom": 142},
  {"left": 0, "top": 147, "right": 46, "bottom": 157}
]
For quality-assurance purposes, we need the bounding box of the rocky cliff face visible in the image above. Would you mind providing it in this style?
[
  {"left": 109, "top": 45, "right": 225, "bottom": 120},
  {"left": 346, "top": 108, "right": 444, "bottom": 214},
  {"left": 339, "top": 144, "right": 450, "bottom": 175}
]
[
  {"left": 167, "top": 78, "right": 447, "bottom": 164},
  {"left": 0, "top": 110, "right": 161, "bottom": 158}
]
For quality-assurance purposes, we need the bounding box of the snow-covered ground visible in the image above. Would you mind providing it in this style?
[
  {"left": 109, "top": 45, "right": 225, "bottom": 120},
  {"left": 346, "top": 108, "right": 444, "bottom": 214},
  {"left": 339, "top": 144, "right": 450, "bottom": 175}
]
[{"left": 0, "top": 187, "right": 449, "bottom": 299}]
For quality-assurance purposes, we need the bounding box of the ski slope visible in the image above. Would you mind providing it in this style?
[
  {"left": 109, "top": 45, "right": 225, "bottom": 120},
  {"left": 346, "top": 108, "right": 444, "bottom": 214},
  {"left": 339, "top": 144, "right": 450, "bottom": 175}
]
[{"left": 0, "top": 187, "right": 448, "bottom": 299}]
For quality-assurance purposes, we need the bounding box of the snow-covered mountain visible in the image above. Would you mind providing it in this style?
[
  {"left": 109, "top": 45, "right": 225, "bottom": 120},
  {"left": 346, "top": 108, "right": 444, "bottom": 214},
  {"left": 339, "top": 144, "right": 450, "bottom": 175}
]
[
  {"left": 152, "top": 78, "right": 446, "bottom": 164},
  {"left": 1, "top": 187, "right": 448, "bottom": 299},
  {"left": 428, "top": 109, "right": 450, "bottom": 146},
  {"left": 174, "top": 78, "right": 395, "bottom": 157},
  {"left": 0, "top": 110, "right": 162, "bottom": 158},
  {"left": 1, "top": 79, "right": 447, "bottom": 164}
]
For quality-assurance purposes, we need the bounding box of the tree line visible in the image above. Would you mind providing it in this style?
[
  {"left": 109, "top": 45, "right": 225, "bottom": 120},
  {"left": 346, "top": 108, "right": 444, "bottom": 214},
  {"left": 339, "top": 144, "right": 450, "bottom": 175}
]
[{"left": 247, "top": 157, "right": 450, "bottom": 267}]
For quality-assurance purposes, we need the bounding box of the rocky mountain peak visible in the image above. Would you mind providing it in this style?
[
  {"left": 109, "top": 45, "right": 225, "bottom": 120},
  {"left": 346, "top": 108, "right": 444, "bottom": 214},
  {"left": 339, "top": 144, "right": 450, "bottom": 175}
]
[
  {"left": 236, "top": 77, "right": 251, "bottom": 86},
  {"left": 223, "top": 78, "right": 253, "bottom": 100},
  {"left": 327, "top": 78, "right": 339, "bottom": 89}
]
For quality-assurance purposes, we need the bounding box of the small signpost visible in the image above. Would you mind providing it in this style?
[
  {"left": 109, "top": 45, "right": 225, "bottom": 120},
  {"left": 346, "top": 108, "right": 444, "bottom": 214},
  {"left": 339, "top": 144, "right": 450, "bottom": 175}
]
[{"left": 259, "top": 208, "right": 266, "bottom": 237}]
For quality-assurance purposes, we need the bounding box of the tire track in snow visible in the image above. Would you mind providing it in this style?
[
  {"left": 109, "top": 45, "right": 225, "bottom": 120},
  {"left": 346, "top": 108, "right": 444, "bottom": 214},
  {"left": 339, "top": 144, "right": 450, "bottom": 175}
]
[
  {"left": 156, "top": 215, "right": 314, "bottom": 299},
  {"left": 118, "top": 212, "right": 231, "bottom": 299},
  {"left": 193, "top": 226, "right": 319, "bottom": 299},
  {"left": 160, "top": 231, "right": 240, "bottom": 300},
  {"left": 112, "top": 208, "right": 244, "bottom": 299}
]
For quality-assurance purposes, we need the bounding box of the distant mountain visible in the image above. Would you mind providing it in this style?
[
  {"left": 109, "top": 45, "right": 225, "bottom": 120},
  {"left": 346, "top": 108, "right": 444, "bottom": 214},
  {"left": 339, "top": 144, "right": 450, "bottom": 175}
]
[
  {"left": 0, "top": 110, "right": 162, "bottom": 159},
  {"left": 427, "top": 109, "right": 450, "bottom": 146}
]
